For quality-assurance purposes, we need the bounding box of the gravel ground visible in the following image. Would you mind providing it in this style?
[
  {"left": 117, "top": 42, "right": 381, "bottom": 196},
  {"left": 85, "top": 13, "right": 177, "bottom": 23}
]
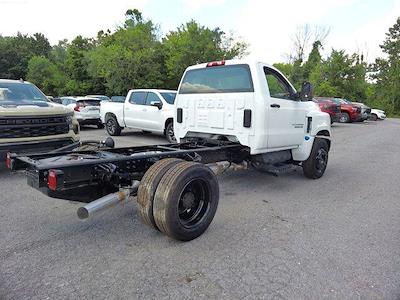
[{"left": 1, "top": 119, "right": 399, "bottom": 299}]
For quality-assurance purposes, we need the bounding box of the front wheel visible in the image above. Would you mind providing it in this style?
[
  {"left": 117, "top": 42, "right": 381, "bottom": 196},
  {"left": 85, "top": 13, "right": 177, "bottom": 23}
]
[
  {"left": 370, "top": 114, "right": 378, "bottom": 121},
  {"left": 302, "top": 138, "right": 329, "bottom": 179}
]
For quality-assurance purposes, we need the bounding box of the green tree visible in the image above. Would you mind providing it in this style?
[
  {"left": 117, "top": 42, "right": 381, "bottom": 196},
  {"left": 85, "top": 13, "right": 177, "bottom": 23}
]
[
  {"left": 26, "top": 56, "right": 66, "bottom": 96},
  {"left": 87, "top": 10, "right": 166, "bottom": 94},
  {"left": 303, "top": 41, "right": 322, "bottom": 81},
  {"left": 309, "top": 49, "right": 367, "bottom": 100},
  {"left": 370, "top": 17, "right": 400, "bottom": 115},
  {"left": 273, "top": 63, "right": 293, "bottom": 78},
  {"left": 50, "top": 39, "right": 68, "bottom": 68},
  {"left": 0, "top": 33, "right": 51, "bottom": 79},
  {"left": 162, "top": 20, "right": 248, "bottom": 88},
  {"left": 64, "top": 36, "right": 102, "bottom": 95}
]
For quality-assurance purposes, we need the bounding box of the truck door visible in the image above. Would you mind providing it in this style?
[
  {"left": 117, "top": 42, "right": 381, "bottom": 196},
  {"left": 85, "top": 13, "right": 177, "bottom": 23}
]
[
  {"left": 143, "top": 92, "right": 164, "bottom": 131},
  {"left": 124, "top": 91, "right": 148, "bottom": 129},
  {"left": 264, "top": 67, "right": 306, "bottom": 149}
]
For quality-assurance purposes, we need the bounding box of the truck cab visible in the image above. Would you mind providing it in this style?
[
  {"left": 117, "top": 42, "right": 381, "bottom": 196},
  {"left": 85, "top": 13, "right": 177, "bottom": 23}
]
[{"left": 174, "top": 60, "right": 331, "bottom": 177}]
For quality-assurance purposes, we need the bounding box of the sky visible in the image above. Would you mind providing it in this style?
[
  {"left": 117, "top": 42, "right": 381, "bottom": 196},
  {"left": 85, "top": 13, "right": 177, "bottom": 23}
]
[{"left": 0, "top": 0, "right": 399, "bottom": 63}]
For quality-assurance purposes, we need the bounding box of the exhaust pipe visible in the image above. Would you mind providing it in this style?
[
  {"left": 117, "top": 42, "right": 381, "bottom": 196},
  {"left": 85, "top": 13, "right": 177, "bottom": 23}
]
[{"left": 77, "top": 182, "right": 139, "bottom": 219}]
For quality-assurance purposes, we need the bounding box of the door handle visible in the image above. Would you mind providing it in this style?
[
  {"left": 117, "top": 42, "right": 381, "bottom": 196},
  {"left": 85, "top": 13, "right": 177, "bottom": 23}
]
[{"left": 270, "top": 104, "right": 280, "bottom": 108}]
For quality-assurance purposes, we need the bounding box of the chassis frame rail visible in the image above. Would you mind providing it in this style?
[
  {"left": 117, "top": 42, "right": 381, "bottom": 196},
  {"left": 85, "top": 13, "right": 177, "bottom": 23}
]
[{"left": 9, "top": 139, "right": 248, "bottom": 202}]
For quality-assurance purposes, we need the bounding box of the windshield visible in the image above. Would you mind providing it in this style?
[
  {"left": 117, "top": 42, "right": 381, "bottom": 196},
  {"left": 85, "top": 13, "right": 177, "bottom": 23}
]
[
  {"left": 87, "top": 95, "right": 110, "bottom": 101},
  {"left": 77, "top": 99, "right": 101, "bottom": 106},
  {"left": 0, "top": 82, "right": 48, "bottom": 105},
  {"left": 160, "top": 92, "right": 176, "bottom": 104},
  {"left": 111, "top": 96, "right": 125, "bottom": 102},
  {"left": 331, "top": 98, "right": 347, "bottom": 105}
]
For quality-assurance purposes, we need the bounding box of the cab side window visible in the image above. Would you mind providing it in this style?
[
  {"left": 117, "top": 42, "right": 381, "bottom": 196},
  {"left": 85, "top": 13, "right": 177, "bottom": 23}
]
[
  {"left": 129, "top": 92, "right": 147, "bottom": 105},
  {"left": 146, "top": 92, "right": 161, "bottom": 105},
  {"left": 264, "top": 67, "right": 294, "bottom": 100}
]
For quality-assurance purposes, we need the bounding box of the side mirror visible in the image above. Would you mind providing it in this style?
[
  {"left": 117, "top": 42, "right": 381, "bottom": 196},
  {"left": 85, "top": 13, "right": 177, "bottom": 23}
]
[
  {"left": 150, "top": 100, "right": 163, "bottom": 110},
  {"left": 299, "top": 82, "right": 313, "bottom": 101}
]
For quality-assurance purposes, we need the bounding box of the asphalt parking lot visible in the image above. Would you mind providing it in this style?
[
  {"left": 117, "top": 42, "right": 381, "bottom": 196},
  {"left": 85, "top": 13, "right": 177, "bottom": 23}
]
[{"left": 1, "top": 119, "right": 400, "bottom": 299}]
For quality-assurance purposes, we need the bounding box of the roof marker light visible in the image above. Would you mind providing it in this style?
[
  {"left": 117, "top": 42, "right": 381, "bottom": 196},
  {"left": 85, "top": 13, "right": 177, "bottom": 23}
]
[{"left": 206, "top": 60, "right": 225, "bottom": 67}]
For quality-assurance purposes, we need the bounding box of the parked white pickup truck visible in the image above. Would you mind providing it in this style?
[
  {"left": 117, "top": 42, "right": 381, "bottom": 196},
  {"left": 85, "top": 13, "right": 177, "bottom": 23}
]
[{"left": 100, "top": 89, "right": 177, "bottom": 142}]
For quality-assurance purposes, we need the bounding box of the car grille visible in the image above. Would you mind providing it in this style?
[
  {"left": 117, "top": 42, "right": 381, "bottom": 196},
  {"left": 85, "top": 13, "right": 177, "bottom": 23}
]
[{"left": 0, "top": 115, "right": 69, "bottom": 139}]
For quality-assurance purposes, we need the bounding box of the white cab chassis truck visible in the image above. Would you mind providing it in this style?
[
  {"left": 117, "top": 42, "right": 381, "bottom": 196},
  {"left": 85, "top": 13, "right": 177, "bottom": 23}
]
[
  {"left": 9, "top": 60, "right": 331, "bottom": 242},
  {"left": 175, "top": 60, "right": 331, "bottom": 175}
]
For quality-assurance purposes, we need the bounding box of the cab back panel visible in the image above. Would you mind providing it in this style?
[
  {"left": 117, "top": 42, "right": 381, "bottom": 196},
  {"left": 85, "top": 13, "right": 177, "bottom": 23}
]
[{"left": 176, "top": 93, "right": 255, "bottom": 144}]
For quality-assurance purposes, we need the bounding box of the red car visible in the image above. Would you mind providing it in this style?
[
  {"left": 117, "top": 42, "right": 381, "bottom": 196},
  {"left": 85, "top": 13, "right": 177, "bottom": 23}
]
[
  {"left": 315, "top": 97, "right": 362, "bottom": 123},
  {"left": 313, "top": 98, "right": 341, "bottom": 124},
  {"left": 330, "top": 98, "right": 362, "bottom": 123}
]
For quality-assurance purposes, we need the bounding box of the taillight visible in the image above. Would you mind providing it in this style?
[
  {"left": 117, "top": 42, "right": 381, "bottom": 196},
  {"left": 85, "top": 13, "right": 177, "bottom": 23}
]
[
  {"left": 47, "top": 169, "right": 64, "bottom": 191},
  {"left": 207, "top": 60, "right": 225, "bottom": 67},
  {"left": 74, "top": 102, "right": 85, "bottom": 111},
  {"left": 6, "top": 152, "right": 12, "bottom": 169}
]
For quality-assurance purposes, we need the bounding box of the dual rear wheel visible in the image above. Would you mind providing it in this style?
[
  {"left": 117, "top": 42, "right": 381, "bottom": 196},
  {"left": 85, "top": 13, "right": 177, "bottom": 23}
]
[{"left": 137, "top": 158, "right": 219, "bottom": 241}]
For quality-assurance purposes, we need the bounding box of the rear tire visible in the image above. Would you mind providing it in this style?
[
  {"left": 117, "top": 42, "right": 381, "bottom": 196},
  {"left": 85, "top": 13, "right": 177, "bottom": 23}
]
[
  {"left": 339, "top": 112, "right": 350, "bottom": 123},
  {"left": 106, "top": 116, "right": 122, "bottom": 136},
  {"left": 302, "top": 138, "right": 329, "bottom": 179},
  {"left": 137, "top": 158, "right": 183, "bottom": 230},
  {"left": 153, "top": 162, "right": 219, "bottom": 241}
]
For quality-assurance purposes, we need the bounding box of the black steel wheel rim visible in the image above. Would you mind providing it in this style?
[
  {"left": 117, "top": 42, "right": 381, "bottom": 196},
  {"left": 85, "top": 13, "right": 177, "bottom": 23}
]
[
  {"left": 177, "top": 178, "right": 211, "bottom": 229},
  {"left": 107, "top": 119, "right": 116, "bottom": 134},
  {"left": 316, "top": 148, "right": 328, "bottom": 172}
]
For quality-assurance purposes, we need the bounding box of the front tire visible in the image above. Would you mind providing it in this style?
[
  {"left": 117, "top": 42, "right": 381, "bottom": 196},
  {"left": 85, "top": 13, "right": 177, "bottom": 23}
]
[
  {"left": 106, "top": 116, "right": 122, "bottom": 136},
  {"left": 165, "top": 122, "right": 176, "bottom": 143},
  {"left": 370, "top": 114, "right": 378, "bottom": 121},
  {"left": 153, "top": 162, "right": 219, "bottom": 241},
  {"left": 302, "top": 138, "right": 329, "bottom": 179}
]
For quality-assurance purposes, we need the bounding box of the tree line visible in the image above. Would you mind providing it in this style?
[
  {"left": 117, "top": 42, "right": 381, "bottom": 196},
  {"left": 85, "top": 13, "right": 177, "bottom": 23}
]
[{"left": 0, "top": 9, "right": 398, "bottom": 116}]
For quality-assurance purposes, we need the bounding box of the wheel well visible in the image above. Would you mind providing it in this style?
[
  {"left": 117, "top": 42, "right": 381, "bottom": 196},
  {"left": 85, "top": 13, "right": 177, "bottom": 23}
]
[
  {"left": 164, "top": 118, "right": 173, "bottom": 133},
  {"left": 316, "top": 130, "right": 331, "bottom": 149},
  {"left": 105, "top": 112, "right": 116, "bottom": 122},
  {"left": 317, "top": 130, "right": 330, "bottom": 137}
]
